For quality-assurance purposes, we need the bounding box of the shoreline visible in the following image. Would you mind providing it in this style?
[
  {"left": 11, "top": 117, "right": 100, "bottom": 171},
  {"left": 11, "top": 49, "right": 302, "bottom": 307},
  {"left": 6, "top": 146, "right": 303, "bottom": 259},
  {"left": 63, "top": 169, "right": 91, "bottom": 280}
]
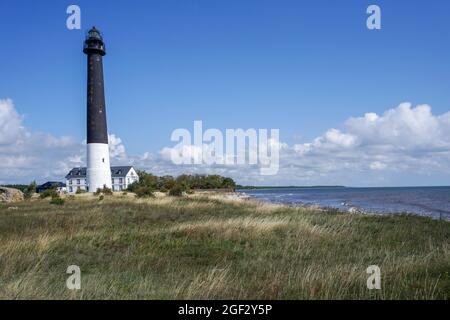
[
  {"left": 232, "top": 190, "right": 450, "bottom": 222},
  {"left": 4, "top": 189, "right": 448, "bottom": 222}
]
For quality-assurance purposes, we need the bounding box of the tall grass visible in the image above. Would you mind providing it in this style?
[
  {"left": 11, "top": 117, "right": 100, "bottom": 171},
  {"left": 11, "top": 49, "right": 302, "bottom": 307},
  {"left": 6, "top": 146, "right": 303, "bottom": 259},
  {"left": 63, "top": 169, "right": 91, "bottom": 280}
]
[{"left": 0, "top": 194, "right": 448, "bottom": 299}]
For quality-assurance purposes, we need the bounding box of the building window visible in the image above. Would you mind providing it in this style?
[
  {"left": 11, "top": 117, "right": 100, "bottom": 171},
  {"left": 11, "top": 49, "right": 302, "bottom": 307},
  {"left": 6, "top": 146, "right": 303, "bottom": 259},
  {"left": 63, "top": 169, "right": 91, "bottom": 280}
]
[
  {"left": 77, "top": 179, "right": 80, "bottom": 185},
  {"left": 119, "top": 178, "right": 123, "bottom": 184},
  {"left": 69, "top": 180, "right": 72, "bottom": 185},
  {"left": 69, "top": 187, "right": 73, "bottom": 193}
]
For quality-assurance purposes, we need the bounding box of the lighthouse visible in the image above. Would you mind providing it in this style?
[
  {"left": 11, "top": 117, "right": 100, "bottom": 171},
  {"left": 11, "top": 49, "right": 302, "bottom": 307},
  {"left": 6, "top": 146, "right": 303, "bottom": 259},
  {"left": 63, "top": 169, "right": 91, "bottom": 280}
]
[{"left": 83, "top": 27, "right": 112, "bottom": 192}]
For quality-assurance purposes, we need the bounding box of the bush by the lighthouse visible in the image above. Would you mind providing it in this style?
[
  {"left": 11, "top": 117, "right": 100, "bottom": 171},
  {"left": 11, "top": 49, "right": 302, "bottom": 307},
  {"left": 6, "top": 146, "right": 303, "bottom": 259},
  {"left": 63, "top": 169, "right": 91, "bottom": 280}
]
[
  {"left": 168, "top": 184, "right": 184, "bottom": 197},
  {"left": 127, "top": 171, "right": 237, "bottom": 195},
  {"left": 134, "top": 186, "right": 154, "bottom": 198},
  {"left": 94, "top": 186, "right": 113, "bottom": 196}
]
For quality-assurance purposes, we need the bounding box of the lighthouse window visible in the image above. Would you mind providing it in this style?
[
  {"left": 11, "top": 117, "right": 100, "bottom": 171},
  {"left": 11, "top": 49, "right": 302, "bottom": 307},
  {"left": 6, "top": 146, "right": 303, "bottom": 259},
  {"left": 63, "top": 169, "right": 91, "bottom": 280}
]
[{"left": 102, "top": 158, "right": 105, "bottom": 163}]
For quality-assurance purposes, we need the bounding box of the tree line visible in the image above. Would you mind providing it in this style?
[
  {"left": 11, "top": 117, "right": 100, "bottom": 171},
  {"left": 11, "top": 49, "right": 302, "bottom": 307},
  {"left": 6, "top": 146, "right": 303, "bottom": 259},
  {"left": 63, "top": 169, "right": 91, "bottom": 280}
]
[{"left": 127, "top": 172, "right": 236, "bottom": 197}]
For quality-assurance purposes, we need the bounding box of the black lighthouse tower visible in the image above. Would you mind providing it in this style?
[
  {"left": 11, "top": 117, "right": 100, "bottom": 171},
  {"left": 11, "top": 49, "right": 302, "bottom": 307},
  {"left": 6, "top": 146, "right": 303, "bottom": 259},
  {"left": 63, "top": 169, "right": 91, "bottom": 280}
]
[{"left": 83, "top": 27, "right": 112, "bottom": 191}]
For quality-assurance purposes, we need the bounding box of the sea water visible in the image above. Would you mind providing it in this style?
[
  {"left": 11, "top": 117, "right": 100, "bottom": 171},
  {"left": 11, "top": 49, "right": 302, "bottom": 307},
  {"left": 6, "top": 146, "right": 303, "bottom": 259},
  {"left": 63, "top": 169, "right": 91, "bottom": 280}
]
[{"left": 240, "top": 187, "right": 450, "bottom": 220}]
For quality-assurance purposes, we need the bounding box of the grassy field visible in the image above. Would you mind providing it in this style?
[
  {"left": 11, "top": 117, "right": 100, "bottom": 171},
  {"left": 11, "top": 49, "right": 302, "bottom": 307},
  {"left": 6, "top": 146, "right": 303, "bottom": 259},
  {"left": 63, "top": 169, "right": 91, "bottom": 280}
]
[{"left": 0, "top": 193, "right": 449, "bottom": 299}]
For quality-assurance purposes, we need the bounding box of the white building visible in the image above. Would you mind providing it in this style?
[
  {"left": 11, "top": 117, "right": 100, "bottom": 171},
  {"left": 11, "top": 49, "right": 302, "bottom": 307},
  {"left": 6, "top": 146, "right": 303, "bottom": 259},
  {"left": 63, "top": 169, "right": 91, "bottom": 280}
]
[{"left": 65, "top": 166, "right": 139, "bottom": 193}]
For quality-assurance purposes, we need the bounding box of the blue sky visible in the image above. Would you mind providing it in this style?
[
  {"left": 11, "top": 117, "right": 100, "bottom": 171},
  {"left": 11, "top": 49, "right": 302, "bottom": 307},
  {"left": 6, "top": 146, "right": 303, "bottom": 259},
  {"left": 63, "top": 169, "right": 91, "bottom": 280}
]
[{"left": 1, "top": 0, "right": 450, "bottom": 186}]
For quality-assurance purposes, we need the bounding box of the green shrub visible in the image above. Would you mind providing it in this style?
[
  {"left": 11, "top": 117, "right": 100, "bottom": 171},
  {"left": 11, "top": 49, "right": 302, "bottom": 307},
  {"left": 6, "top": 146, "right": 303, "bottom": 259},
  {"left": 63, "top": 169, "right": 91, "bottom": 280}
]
[
  {"left": 99, "top": 195, "right": 104, "bottom": 201},
  {"left": 169, "top": 185, "right": 184, "bottom": 197},
  {"left": 135, "top": 186, "right": 154, "bottom": 198},
  {"left": 39, "top": 188, "right": 58, "bottom": 199},
  {"left": 127, "top": 171, "right": 236, "bottom": 192},
  {"left": 95, "top": 186, "right": 113, "bottom": 196},
  {"left": 102, "top": 186, "right": 113, "bottom": 195},
  {"left": 49, "top": 197, "right": 65, "bottom": 205},
  {"left": 23, "top": 181, "right": 37, "bottom": 200},
  {"left": 75, "top": 188, "right": 86, "bottom": 194}
]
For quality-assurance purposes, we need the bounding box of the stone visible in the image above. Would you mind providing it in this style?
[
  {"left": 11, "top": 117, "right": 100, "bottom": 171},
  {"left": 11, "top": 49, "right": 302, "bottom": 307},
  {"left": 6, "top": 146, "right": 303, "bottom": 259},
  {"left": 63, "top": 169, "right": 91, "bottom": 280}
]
[{"left": 0, "top": 187, "right": 24, "bottom": 203}]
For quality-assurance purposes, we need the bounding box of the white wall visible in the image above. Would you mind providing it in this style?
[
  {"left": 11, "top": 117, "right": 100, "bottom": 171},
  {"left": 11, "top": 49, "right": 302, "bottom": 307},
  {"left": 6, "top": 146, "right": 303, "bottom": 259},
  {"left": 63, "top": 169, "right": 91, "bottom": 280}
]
[
  {"left": 66, "top": 178, "right": 88, "bottom": 193},
  {"left": 67, "top": 167, "right": 139, "bottom": 193},
  {"left": 87, "top": 143, "right": 112, "bottom": 192}
]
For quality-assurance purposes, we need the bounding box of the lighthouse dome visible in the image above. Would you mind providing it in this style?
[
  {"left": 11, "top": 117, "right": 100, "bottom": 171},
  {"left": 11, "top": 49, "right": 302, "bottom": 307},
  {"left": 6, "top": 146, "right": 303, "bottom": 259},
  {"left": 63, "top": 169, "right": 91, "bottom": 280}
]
[
  {"left": 83, "top": 26, "right": 106, "bottom": 56},
  {"left": 86, "top": 26, "right": 103, "bottom": 41}
]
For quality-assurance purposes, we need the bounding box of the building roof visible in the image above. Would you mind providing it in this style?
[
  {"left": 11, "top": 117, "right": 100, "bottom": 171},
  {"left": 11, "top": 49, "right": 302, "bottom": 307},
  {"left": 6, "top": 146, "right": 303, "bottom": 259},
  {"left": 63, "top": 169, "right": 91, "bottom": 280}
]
[
  {"left": 66, "top": 166, "right": 134, "bottom": 179},
  {"left": 37, "top": 181, "right": 66, "bottom": 191},
  {"left": 110, "top": 166, "right": 134, "bottom": 177},
  {"left": 66, "top": 168, "right": 87, "bottom": 179}
]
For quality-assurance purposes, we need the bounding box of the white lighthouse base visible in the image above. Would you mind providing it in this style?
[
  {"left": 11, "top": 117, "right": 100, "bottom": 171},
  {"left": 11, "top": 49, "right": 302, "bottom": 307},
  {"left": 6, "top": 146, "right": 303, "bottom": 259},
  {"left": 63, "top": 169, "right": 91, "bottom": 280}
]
[{"left": 87, "top": 143, "right": 112, "bottom": 192}]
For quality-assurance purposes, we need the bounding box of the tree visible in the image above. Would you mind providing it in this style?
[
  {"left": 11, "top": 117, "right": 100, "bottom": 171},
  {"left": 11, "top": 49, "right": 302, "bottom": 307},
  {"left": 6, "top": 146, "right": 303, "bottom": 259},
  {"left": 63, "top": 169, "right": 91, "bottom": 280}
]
[
  {"left": 127, "top": 171, "right": 236, "bottom": 193},
  {"left": 135, "top": 186, "right": 154, "bottom": 198},
  {"left": 169, "top": 184, "right": 184, "bottom": 196},
  {"left": 24, "top": 181, "right": 37, "bottom": 199},
  {"left": 221, "top": 177, "right": 236, "bottom": 190},
  {"left": 160, "top": 175, "right": 176, "bottom": 190}
]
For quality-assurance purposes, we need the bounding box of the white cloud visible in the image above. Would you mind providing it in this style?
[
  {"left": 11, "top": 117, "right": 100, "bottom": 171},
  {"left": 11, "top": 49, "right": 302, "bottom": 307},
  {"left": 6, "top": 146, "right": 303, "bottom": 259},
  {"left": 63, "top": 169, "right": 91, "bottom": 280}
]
[
  {"left": 369, "top": 161, "right": 387, "bottom": 170},
  {"left": 286, "top": 103, "right": 450, "bottom": 185},
  {"left": 1, "top": 99, "right": 450, "bottom": 187},
  {"left": 147, "top": 102, "right": 450, "bottom": 186},
  {"left": 0, "top": 99, "right": 84, "bottom": 184},
  {"left": 108, "top": 134, "right": 127, "bottom": 160},
  {"left": 0, "top": 99, "right": 127, "bottom": 184},
  {"left": 344, "top": 103, "right": 446, "bottom": 149},
  {"left": 0, "top": 99, "right": 23, "bottom": 144}
]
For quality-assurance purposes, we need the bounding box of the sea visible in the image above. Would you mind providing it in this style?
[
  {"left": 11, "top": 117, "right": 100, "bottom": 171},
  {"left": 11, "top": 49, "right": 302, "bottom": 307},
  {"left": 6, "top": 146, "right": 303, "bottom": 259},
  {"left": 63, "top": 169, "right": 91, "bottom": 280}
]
[{"left": 239, "top": 186, "right": 450, "bottom": 220}]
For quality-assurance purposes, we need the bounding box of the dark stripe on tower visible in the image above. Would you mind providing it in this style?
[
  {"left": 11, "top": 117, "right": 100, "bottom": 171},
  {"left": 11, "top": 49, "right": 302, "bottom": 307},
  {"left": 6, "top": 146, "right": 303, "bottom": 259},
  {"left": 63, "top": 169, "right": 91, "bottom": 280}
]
[{"left": 84, "top": 27, "right": 108, "bottom": 144}]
